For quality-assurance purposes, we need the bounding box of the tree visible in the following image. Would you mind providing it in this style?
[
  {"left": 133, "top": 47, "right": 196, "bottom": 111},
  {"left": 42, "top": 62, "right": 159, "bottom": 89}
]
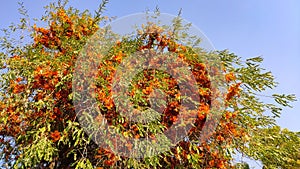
[{"left": 0, "top": 1, "right": 299, "bottom": 168}]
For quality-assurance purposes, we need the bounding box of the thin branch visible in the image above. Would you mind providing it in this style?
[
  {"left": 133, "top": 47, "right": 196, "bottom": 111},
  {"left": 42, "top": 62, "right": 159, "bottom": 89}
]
[{"left": 93, "top": 0, "right": 110, "bottom": 25}]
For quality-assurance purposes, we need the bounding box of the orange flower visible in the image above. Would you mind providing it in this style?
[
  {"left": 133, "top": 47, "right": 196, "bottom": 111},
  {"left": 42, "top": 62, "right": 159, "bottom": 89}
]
[
  {"left": 226, "top": 82, "right": 241, "bottom": 101},
  {"left": 171, "top": 116, "right": 178, "bottom": 122},
  {"left": 134, "top": 134, "right": 140, "bottom": 139},
  {"left": 217, "top": 135, "right": 225, "bottom": 141},
  {"left": 12, "top": 84, "right": 25, "bottom": 94},
  {"left": 105, "top": 99, "right": 114, "bottom": 110},
  {"left": 34, "top": 66, "right": 43, "bottom": 74},
  {"left": 198, "top": 103, "right": 210, "bottom": 114},
  {"left": 16, "top": 77, "right": 22, "bottom": 83},
  {"left": 50, "top": 130, "right": 61, "bottom": 142},
  {"left": 199, "top": 88, "right": 210, "bottom": 97},
  {"left": 217, "top": 161, "right": 225, "bottom": 168},
  {"left": 232, "top": 111, "right": 238, "bottom": 118},
  {"left": 97, "top": 91, "right": 106, "bottom": 100},
  {"left": 225, "top": 72, "right": 235, "bottom": 82},
  {"left": 197, "top": 113, "right": 206, "bottom": 121},
  {"left": 113, "top": 51, "right": 123, "bottom": 63},
  {"left": 168, "top": 41, "right": 177, "bottom": 52},
  {"left": 178, "top": 53, "right": 185, "bottom": 58},
  {"left": 142, "top": 86, "right": 152, "bottom": 95},
  {"left": 53, "top": 107, "right": 62, "bottom": 116},
  {"left": 225, "top": 111, "right": 232, "bottom": 120},
  {"left": 209, "top": 160, "right": 215, "bottom": 166}
]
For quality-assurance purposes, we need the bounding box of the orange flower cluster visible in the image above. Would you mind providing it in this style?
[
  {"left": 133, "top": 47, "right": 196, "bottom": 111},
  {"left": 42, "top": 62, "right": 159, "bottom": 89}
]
[
  {"left": 226, "top": 82, "right": 241, "bottom": 101},
  {"left": 50, "top": 130, "right": 61, "bottom": 142},
  {"left": 9, "top": 79, "right": 25, "bottom": 94},
  {"left": 95, "top": 147, "right": 117, "bottom": 167},
  {"left": 33, "top": 25, "right": 61, "bottom": 50},
  {"left": 33, "top": 66, "right": 59, "bottom": 91},
  {"left": 33, "top": 8, "right": 98, "bottom": 53},
  {"left": 90, "top": 28, "right": 245, "bottom": 167},
  {"left": 225, "top": 72, "right": 235, "bottom": 82}
]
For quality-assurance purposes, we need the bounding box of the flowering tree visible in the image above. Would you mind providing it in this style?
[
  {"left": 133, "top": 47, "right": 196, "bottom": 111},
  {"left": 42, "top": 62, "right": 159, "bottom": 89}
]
[{"left": 0, "top": 1, "right": 299, "bottom": 168}]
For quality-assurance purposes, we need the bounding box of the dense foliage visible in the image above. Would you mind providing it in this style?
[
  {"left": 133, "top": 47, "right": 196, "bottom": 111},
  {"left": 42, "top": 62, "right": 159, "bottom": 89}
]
[{"left": 0, "top": 1, "right": 299, "bottom": 168}]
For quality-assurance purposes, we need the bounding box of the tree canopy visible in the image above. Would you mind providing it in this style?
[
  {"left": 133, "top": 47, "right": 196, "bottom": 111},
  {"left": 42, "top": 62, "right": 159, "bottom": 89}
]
[{"left": 0, "top": 1, "right": 299, "bottom": 168}]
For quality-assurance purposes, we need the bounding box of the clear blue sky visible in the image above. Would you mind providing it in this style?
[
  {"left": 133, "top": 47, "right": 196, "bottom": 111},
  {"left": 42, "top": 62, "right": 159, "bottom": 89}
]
[{"left": 1, "top": 0, "right": 299, "bottom": 168}]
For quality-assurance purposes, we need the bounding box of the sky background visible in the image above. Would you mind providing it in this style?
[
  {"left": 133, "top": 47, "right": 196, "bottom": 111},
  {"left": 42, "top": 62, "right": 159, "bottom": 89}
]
[{"left": 1, "top": 0, "right": 299, "bottom": 168}]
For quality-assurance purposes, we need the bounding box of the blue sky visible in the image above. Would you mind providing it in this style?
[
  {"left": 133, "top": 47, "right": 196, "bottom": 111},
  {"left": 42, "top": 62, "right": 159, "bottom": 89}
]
[{"left": 1, "top": 0, "right": 299, "bottom": 167}]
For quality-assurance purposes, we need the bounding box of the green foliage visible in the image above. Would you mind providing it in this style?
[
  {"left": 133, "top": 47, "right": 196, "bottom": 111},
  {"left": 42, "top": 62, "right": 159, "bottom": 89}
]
[
  {"left": 219, "top": 50, "right": 299, "bottom": 168},
  {"left": 15, "top": 126, "right": 58, "bottom": 168}
]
